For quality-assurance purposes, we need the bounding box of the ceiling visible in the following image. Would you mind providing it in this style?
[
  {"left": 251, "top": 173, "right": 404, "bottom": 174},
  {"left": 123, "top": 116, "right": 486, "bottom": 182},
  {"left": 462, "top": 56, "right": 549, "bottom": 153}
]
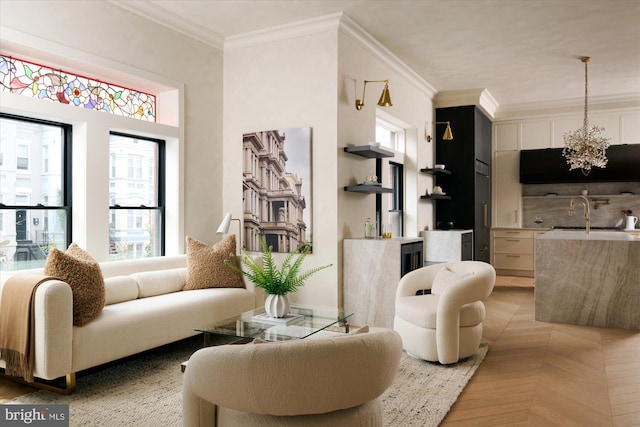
[{"left": 115, "top": 0, "right": 640, "bottom": 114}]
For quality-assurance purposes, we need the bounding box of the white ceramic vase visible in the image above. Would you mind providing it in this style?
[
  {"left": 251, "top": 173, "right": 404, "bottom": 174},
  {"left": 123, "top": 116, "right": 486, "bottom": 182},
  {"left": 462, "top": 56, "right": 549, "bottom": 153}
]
[{"left": 264, "top": 294, "right": 290, "bottom": 318}]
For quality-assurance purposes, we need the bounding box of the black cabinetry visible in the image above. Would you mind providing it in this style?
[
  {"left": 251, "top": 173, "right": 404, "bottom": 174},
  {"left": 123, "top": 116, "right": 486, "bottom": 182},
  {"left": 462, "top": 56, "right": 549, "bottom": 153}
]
[
  {"left": 400, "top": 241, "right": 423, "bottom": 276},
  {"left": 434, "top": 105, "right": 492, "bottom": 262}
]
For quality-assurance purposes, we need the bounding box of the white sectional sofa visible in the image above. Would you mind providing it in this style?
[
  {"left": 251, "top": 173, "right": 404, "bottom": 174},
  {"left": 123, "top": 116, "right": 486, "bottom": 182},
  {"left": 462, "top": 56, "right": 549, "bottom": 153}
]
[{"left": 0, "top": 255, "right": 263, "bottom": 393}]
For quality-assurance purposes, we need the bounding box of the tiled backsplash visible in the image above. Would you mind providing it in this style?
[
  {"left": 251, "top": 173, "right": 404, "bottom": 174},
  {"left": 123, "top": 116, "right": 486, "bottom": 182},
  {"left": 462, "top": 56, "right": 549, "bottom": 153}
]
[{"left": 522, "top": 182, "right": 640, "bottom": 229}]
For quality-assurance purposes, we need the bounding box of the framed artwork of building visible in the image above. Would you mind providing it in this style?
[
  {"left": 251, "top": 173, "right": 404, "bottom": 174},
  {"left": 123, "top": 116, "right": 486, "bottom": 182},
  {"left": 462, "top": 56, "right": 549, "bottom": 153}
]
[{"left": 242, "top": 128, "right": 312, "bottom": 253}]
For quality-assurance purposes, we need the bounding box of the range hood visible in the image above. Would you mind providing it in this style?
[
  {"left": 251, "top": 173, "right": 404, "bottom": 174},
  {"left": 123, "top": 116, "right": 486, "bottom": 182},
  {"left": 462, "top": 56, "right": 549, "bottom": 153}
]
[{"left": 519, "top": 144, "right": 640, "bottom": 184}]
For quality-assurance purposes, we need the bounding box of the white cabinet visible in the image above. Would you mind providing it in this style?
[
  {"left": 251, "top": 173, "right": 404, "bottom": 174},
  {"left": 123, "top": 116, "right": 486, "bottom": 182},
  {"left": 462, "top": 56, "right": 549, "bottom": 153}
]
[
  {"left": 495, "top": 123, "right": 518, "bottom": 151},
  {"left": 493, "top": 151, "right": 521, "bottom": 228},
  {"left": 491, "top": 229, "right": 546, "bottom": 277},
  {"left": 622, "top": 112, "right": 640, "bottom": 144},
  {"left": 521, "top": 121, "right": 551, "bottom": 150}
]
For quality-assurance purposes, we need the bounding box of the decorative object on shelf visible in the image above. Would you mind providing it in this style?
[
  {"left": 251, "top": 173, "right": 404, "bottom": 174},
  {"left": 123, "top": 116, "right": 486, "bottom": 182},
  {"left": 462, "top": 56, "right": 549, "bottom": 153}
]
[
  {"left": 365, "top": 218, "right": 376, "bottom": 239},
  {"left": 382, "top": 224, "right": 393, "bottom": 239},
  {"left": 434, "top": 164, "right": 446, "bottom": 169},
  {"left": 562, "top": 57, "right": 610, "bottom": 176},
  {"left": 225, "top": 233, "right": 332, "bottom": 318},
  {"left": 426, "top": 121, "right": 454, "bottom": 142},
  {"left": 362, "top": 175, "right": 379, "bottom": 185},
  {"left": 355, "top": 79, "right": 392, "bottom": 110},
  {"left": 344, "top": 145, "right": 393, "bottom": 193},
  {"left": 436, "top": 221, "right": 454, "bottom": 230},
  {"left": 433, "top": 185, "right": 445, "bottom": 195},
  {"left": 216, "top": 212, "right": 243, "bottom": 250}
]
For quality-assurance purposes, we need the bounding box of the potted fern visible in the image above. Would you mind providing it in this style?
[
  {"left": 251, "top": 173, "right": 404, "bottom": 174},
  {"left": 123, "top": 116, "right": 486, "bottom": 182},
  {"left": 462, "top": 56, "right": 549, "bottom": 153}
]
[{"left": 225, "top": 234, "right": 332, "bottom": 318}]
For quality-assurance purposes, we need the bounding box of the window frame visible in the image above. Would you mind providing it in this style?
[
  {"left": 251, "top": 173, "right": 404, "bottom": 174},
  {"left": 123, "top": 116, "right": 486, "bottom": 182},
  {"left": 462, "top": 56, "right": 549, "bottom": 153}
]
[
  {"left": 0, "top": 112, "right": 73, "bottom": 260},
  {"left": 108, "top": 131, "right": 166, "bottom": 258}
]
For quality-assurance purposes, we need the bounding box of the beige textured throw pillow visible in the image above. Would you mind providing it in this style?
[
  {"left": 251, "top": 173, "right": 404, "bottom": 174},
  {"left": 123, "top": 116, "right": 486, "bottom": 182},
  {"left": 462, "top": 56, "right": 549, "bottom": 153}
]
[
  {"left": 184, "top": 235, "right": 245, "bottom": 290},
  {"left": 44, "top": 243, "right": 106, "bottom": 326}
]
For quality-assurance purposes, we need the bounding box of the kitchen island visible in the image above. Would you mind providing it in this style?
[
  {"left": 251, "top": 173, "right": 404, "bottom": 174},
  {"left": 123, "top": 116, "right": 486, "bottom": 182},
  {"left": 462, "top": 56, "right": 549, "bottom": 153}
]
[{"left": 535, "top": 230, "right": 640, "bottom": 330}]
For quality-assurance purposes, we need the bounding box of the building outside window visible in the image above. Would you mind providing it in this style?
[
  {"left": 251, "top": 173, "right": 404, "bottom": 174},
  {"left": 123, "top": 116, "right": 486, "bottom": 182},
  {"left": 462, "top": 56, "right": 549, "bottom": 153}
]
[
  {"left": 0, "top": 113, "right": 71, "bottom": 271},
  {"left": 108, "top": 132, "right": 164, "bottom": 259}
]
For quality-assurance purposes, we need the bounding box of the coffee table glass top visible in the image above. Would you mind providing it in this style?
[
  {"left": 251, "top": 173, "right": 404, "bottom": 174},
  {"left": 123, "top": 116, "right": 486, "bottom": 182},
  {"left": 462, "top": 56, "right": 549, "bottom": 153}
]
[{"left": 195, "top": 305, "right": 353, "bottom": 342}]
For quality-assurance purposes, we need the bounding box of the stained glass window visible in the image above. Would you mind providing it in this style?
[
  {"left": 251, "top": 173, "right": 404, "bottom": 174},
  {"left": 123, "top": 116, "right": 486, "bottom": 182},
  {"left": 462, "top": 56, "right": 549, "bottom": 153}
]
[{"left": 0, "top": 55, "right": 156, "bottom": 122}]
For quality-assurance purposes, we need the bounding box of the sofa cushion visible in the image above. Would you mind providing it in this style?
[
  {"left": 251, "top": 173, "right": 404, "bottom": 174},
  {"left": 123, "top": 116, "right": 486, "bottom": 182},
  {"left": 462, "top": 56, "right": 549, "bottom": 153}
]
[
  {"left": 44, "top": 243, "right": 105, "bottom": 326},
  {"left": 431, "top": 265, "right": 473, "bottom": 296},
  {"left": 184, "top": 236, "right": 245, "bottom": 290},
  {"left": 104, "top": 276, "right": 139, "bottom": 305},
  {"left": 132, "top": 268, "right": 186, "bottom": 298}
]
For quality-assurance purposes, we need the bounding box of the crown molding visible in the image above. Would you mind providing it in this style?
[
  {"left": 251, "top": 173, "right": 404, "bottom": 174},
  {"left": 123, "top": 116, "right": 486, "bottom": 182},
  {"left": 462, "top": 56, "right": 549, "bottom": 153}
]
[
  {"left": 434, "top": 89, "right": 499, "bottom": 119},
  {"left": 224, "top": 12, "right": 342, "bottom": 50},
  {"left": 494, "top": 93, "right": 640, "bottom": 121},
  {"left": 338, "top": 14, "right": 437, "bottom": 99},
  {"left": 107, "top": 0, "right": 224, "bottom": 50},
  {"left": 105, "top": 4, "right": 436, "bottom": 98}
]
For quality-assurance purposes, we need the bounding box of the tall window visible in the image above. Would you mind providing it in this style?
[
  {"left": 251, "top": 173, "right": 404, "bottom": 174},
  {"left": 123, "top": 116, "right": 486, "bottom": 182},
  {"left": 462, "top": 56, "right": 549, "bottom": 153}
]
[
  {"left": 388, "top": 162, "right": 404, "bottom": 237},
  {"left": 0, "top": 113, "right": 71, "bottom": 271},
  {"left": 376, "top": 117, "right": 406, "bottom": 237},
  {"left": 376, "top": 119, "right": 405, "bottom": 153},
  {"left": 109, "top": 132, "right": 164, "bottom": 259}
]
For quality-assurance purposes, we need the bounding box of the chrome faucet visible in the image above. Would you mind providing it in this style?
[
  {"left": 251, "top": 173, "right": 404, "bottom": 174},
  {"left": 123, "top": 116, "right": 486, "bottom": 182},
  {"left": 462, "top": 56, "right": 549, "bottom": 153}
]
[{"left": 568, "top": 195, "right": 591, "bottom": 234}]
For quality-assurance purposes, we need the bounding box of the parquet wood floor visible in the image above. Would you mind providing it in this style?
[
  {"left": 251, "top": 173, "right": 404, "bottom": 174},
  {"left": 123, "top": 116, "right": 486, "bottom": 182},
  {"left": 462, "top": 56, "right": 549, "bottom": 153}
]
[
  {"left": 2, "top": 276, "right": 639, "bottom": 426},
  {"left": 442, "top": 276, "right": 640, "bottom": 427}
]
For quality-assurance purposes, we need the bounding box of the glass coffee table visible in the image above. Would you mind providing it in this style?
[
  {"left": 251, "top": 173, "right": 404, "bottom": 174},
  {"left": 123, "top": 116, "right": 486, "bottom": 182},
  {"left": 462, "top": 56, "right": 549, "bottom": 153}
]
[{"left": 195, "top": 305, "right": 353, "bottom": 344}]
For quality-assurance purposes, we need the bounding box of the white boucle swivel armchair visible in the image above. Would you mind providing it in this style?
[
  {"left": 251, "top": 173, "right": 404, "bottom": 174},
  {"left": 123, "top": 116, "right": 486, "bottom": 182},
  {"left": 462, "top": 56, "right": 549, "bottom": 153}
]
[
  {"left": 182, "top": 327, "right": 402, "bottom": 426},
  {"left": 393, "top": 261, "right": 495, "bottom": 364}
]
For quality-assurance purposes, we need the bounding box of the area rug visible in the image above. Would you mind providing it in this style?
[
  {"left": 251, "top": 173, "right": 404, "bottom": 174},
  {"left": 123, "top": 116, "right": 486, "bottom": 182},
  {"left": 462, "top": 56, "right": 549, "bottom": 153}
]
[{"left": 9, "top": 337, "right": 488, "bottom": 426}]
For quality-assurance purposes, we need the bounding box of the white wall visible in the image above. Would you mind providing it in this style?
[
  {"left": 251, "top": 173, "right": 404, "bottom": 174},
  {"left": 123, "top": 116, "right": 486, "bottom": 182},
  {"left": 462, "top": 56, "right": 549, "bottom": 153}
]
[
  {"left": 335, "top": 23, "right": 436, "bottom": 308},
  {"left": 223, "top": 16, "right": 438, "bottom": 309},
  {"left": 2, "top": 4, "right": 441, "bottom": 309},
  {"left": 223, "top": 25, "right": 340, "bottom": 308},
  {"left": 337, "top": 30, "right": 436, "bottom": 241},
  {"left": 0, "top": 0, "right": 223, "bottom": 256}
]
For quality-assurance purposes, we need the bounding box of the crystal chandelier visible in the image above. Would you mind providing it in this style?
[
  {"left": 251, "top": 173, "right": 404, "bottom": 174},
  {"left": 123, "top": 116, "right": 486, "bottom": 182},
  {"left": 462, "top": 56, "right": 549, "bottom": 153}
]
[{"left": 562, "top": 57, "right": 610, "bottom": 176}]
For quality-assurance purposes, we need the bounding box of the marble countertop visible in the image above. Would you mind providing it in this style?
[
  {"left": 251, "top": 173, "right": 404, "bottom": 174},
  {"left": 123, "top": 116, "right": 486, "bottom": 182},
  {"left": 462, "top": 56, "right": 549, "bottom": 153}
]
[
  {"left": 421, "top": 229, "right": 473, "bottom": 233},
  {"left": 492, "top": 227, "right": 551, "bottom": 231},
  {"left": 538, "top": 230, "right": 639, "bottom": 241},
  {"left": 345, "top": 237, "right": 423, "bottom": 243}
]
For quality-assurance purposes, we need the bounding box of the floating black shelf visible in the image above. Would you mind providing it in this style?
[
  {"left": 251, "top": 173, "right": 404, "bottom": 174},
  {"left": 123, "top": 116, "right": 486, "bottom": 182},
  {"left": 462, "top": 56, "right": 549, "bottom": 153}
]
[
  {"left": 420, "top": 168, "right": 452, "bottom": 175},
  {"left": 345, "top": 185, "right": 393, "bottom": 194},
  {"left": 420, "top": 194, "right": 452, "bottom": 200},
  {"left": 344, "top": 145, "right": 394, "bottom": 158}
]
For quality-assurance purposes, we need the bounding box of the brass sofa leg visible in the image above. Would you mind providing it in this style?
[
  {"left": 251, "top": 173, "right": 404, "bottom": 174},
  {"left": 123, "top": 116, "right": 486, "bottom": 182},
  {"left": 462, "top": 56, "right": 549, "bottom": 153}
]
[{"left": 0, "top": 370, "right": 76, "bottom": 395}]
